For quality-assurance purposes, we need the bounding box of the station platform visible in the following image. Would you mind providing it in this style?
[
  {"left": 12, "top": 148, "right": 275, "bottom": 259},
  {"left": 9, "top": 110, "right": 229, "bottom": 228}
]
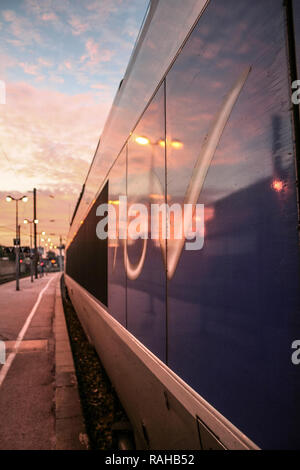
[{"left": 0, "top": 273, "right": 87, "bottom": 450}]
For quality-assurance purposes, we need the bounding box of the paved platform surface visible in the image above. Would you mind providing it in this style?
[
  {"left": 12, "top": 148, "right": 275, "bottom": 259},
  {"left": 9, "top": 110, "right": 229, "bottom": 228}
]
[
  {"left": 0, "top": 273, "right": 87, "bottom": 450},
  {"left": 54, "top": 280, "right": 87, "bottom": 450}
]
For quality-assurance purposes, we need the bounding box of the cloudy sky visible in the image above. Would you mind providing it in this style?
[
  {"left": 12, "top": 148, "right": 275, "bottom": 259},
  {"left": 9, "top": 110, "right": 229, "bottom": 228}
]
[{"left": 0, "top": 0, "right": 148, "bottom": 248}]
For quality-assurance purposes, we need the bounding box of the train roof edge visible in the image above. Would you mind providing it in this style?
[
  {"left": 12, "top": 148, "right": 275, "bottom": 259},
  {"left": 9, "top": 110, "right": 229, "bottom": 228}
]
[{"left": 67, "top": 0, "right": 208, "bottom": 245}]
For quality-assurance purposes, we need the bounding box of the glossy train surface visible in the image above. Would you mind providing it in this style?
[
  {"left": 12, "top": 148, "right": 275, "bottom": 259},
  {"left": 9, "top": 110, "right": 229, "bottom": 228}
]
[{"left": 65, "top": 0, "right": 300, "bottom": 449}]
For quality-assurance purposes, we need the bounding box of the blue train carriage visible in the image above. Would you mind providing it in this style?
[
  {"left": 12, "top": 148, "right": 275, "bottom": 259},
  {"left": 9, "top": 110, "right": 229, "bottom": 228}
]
[{"left": 65, "top": 0, "right": 300, "bottom": 450}]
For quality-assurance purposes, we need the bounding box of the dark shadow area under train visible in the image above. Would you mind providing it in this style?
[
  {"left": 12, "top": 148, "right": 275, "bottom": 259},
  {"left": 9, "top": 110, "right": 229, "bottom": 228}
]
[{"left": 60, "top": 275, "right": 134, "bottom": 450}]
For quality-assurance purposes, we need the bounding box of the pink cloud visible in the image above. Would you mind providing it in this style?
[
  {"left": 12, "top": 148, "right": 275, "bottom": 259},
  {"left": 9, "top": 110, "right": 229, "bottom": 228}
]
[
  {"left": 50, "top": 75, "right": 64, "bottom": 84},
  {"left": 35, "top": 76, "right": 45, "bottom": 82},
  {"left": 19, "top": 62, "right": 39, "bottom": 76},
  {"left": 86, "top": 0, "right": 122, "bottom": 15},
  {"left": 38, "top": 58, "right": 53, "bottom": 67},
  {"left": 81, "top": 39, "right": 100, "bottom": 65},
  {"left": 0, "top": 52, "right": 16, "bottom": 75},
  {"left": 90, "top": 83, "right": 110, "bottom": 90},
  {"left": 3, "top": 10, "right": 42, "bottom": 45},
  {"left": 17, "top": 58, "right": 52, "bottom": 78},
  {"left": 2, "top": 10, "right": 16, "bottom": 22},
  {"left": 64, "top": 61, "right": 72, "bottom": 70},
  {"left": 69, "top": 16, "right": 89, "bottom": 35},
  {"left": 1, "top": 80, "right": 111, "bottom": 186},
  {"left": 81, "top": 39, "right": 114, "bottom": 67},
  {"left": 101, "top": 49, "right": 114, "bottom": 62},
  {"left": 41, "top": 13, "right": 57, "bottom": 22},
  {"left": 6, "top": 39, "right": 23, "bottom": 47},
  {"left": 0, "top": 81, "right": 113, "bottom": 245}
]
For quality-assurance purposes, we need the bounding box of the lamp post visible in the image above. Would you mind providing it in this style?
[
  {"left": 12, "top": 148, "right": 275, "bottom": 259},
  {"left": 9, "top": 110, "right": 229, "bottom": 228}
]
[
  {"left": 6, "top": 195, "right": 28, "bottom": 291},
  {"left": 24, "top": 218, "right": 38, "bottom": 282},
  {"left": 33, "top": 188, "right": 38, "bottom": 279}
]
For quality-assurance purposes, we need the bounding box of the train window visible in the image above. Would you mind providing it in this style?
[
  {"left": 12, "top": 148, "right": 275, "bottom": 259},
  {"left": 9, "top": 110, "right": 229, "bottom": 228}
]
[
  {"left": 166, "top": 0, "right": 299, "bottom": 449},
  {"left": 66, "top": 181, "right": 108, "bottom": 306},
  {"left": 126, "top": 83, "right": 167, "bottom": 362}
]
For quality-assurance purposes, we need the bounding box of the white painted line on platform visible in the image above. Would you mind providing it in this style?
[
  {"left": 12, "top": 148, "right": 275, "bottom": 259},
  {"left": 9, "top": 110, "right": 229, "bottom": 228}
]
[{"left": 0, "top": 275, "right": 58, "bottom": 388}]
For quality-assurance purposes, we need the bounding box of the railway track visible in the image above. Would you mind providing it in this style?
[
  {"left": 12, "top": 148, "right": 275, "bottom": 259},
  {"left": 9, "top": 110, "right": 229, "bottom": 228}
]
[{"left": 0, "top": 273, "right": 30, "bottom": 285}]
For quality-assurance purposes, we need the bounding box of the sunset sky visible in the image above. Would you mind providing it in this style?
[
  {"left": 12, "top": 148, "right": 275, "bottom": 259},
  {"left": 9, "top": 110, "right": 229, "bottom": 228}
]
[{"left": 0, "top": 0, "right": 148, "bottom": 249}]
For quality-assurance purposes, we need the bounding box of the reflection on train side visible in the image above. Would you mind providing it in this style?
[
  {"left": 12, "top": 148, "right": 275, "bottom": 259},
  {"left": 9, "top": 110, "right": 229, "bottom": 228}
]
[
  {"left": 108, "top": 65, "right": 250, "bottom": 282},
  {"left": 126, "top": 84, "right": 166, "bottom": 360},
  {"left": 294, "top": 1, "right": 300, "bottom": 81},
  {"left": 166, "top": 0, "right": 299, "bottom": 450},
  {"left": 106, "top": 0, "right": 300, "bottom": 449}
]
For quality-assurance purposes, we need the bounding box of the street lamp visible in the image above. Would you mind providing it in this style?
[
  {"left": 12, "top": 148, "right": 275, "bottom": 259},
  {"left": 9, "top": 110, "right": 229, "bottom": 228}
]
[
  {"left": 36, "top": 230, "right": 46, "bottom": 249},
  {"left": 6, "top": 195, "right": 28, "bottom": 204},
  {"left": 6, "top": 195, "right": 28, "bottom": 291},
  {"left": 23, "top": 217, "right": 38, "bottom": 254},
  {"left": 43, "top": 232, "right": 65, "bottom": 272},
  {"left": 23, "top": 218, "right": 38, "bottom": 282},
  {"left": 24, "top": 218, "right": 38, "bottom": 224}
]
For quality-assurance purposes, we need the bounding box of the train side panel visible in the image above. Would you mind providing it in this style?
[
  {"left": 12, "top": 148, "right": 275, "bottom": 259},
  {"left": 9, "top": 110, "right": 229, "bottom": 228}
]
[{"left": 66, "top": 0, "right": 300, "bottom": 449}]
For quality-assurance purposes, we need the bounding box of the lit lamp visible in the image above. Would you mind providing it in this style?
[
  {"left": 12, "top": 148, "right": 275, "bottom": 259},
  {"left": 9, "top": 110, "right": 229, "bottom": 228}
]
[
  {"left": 135, "top": 136, "right": 183, "bottom": 149},
  {"left": 23, "top": 218, "right": 39, "bottom": 247},
  {"left": 135, "top": 136, "right": 150, "bottom": 146},
  {"left": 171, "top": 139, "right": 183, "bottom": 150}
]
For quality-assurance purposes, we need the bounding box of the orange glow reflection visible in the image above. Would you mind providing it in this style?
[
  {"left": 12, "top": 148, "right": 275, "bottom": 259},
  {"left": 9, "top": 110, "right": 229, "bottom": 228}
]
[
  {"left": 272, "top": 180, "right": 283, "bottom": 192},
  {"left": 135, "top": 136, "right": 150, "bottom": 146},
  {"left": 171, "top": 140, "right": 183, "bottom": 149}
]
